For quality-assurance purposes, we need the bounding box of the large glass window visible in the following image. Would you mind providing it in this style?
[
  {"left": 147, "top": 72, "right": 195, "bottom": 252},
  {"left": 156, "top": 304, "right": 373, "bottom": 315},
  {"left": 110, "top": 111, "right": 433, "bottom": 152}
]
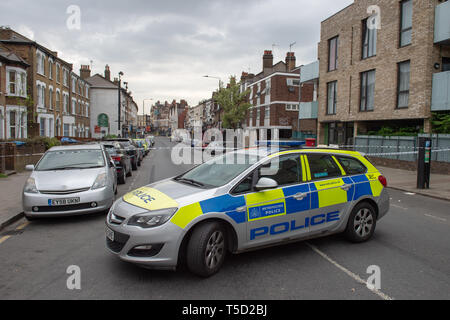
[
  {"left": 360, "top": 70, "right": 376, "bottom": 111},
  {"left": 362, "top": 18, "right": 377, "bottom": 59},
  {"left": 328, "top": 36, "right": 339, "bottom": 71},
  {"left": 400, "top": 0, "right": 413, "bottom": 47},
  {"left": 327, "top": 81, "right": 337, "bottom": 115},
  {"left": 306, "top": 154, "right": 342, "bottom": 180},
  {"left": 40, "top": 118, "right": 46, "bottom": 136},
  {"left": 8, "top": 71, "right": 16, "bottom": 94},
  {"left": 9, "top": 111, "right": 16, "bottom": 138},
  {"left": 63, "top": 123, "right": 70, "bottom": 136},
  {"left": 258, "top": 154, "right": 301, "bottom": 187},
  {"left": 397, "top": 61, "right": 410, "bottom": 108}
]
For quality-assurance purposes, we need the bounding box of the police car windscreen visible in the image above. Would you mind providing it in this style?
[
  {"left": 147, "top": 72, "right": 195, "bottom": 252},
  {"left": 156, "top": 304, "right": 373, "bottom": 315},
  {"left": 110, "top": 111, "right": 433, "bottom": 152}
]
[{"left": 178, "top": 153, "right": 260, "bottom": 188}]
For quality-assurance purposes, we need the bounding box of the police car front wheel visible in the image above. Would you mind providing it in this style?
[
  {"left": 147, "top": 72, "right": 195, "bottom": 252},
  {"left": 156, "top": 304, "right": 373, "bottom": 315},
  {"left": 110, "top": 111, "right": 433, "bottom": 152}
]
[
  {"left": 186, "top": 222, "right": 227, "bottom": 277},
  {"left": 345, "top": 202, "right": 377, "bottom": 243}
]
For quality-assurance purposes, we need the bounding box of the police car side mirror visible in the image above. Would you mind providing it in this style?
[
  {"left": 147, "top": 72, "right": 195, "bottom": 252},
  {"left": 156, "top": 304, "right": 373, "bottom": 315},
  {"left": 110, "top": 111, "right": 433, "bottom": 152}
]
[{"left": 255, "top": 177, "right": 278, "bottom": 191}]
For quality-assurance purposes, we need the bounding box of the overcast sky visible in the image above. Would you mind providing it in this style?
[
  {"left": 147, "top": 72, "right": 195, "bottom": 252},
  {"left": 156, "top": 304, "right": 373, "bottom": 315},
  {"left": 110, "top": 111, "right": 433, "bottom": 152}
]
[{"left": 0, "top": 0, "right": 352, "bottom": 113}]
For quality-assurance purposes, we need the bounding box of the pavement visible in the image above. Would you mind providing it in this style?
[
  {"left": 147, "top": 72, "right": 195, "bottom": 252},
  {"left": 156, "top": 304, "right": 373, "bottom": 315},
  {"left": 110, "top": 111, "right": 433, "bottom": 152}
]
[
  {"left": 0, "top": 137, "right": 449, "bottom": 299},
  {"left": 0, "top": 171, "right": 30, "bottom": 230},
  {"left": 378, "top": 166, "right": 450, "bottom": 201}
]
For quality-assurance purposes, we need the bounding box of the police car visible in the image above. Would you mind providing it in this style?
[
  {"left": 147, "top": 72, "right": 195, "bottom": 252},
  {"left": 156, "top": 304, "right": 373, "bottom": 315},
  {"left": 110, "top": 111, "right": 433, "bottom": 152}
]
[{"left": 105, "top": 142, "right": 389, "bottom": 277}]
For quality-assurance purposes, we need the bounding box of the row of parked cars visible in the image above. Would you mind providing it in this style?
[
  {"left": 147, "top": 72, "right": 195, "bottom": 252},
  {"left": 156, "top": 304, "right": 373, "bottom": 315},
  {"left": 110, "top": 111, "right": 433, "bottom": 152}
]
[{"left": 22, "top": 136, "right": 155, "bottom": 220}]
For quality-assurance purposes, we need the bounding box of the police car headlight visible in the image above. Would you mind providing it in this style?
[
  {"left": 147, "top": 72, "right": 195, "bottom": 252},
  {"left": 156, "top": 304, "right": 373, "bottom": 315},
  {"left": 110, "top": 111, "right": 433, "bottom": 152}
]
[{"left": 128, "top": 208, "right": 178, "bottom": 228}]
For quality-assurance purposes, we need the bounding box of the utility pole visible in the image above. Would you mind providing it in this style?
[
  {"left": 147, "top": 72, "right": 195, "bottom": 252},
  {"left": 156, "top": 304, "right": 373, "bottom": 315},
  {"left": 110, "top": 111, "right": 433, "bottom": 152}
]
[{"left": 118, "top": 71, "right": 123, "bottom": 137}]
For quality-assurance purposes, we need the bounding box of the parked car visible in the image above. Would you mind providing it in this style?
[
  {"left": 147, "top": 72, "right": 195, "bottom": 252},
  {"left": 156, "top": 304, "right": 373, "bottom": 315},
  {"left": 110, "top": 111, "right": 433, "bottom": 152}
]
[
  {"left": 133, "top": 139, "right": 148, "bottom": 157},
  {"left": 106, "top": 139, "right": 139, "bottom": 170},
  {"left": 23, "top": 144, "right": 117, "bottom": 220},
  {"left": 101, "top": 142, "right": 132, "bottom": 184}
]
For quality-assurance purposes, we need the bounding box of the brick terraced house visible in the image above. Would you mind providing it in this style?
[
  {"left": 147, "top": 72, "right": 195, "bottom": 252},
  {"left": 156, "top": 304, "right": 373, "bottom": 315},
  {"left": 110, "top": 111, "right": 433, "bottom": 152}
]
[
  {"left": 241, "top": 50, "right": 315, "bottom": 139},
  {"left": 0, "top": 27, "right": 91, "bottom": 138},
  {"left": 0, "top": 43, "right": 29, "bottom": 139}
]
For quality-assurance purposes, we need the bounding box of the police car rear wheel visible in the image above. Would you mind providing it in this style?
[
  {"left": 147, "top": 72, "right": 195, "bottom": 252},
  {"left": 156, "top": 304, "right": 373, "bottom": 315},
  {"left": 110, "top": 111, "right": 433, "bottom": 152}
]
[
  {"left": 187, "top": 222, "right": 227, "bottom": 277},
  {"left": 345, "top": 202, "right": 377, "bottom": 243}
]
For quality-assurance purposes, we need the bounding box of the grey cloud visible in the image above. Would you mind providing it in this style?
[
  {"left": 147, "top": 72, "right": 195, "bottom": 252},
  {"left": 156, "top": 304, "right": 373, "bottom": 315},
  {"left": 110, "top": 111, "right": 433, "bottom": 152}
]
[{"left": 0, "top": 0, "right": 353, "bottom": 106}]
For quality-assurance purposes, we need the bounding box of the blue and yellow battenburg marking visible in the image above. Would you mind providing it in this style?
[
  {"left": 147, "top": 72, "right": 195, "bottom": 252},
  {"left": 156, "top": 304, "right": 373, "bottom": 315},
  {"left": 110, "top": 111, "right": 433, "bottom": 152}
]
[{"left": 123, "top": 157, "right": 384, "bottom": 231}]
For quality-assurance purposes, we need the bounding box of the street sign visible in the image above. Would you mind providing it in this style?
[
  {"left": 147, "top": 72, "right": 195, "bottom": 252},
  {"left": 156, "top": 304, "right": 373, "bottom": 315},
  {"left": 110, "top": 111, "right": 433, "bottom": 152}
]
[{"left": 98, "top": 113, "right": 109, "bottom": 127}]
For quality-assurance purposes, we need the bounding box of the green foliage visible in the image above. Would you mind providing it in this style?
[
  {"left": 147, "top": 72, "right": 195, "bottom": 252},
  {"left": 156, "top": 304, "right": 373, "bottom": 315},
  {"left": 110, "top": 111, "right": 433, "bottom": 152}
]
[
  {"left": 431, "top": 112, "right": 450, "bottom": 134},
  {"left": 104, "top": 134, "right": 118, "bottom": 139},
  {"left": 214, "top": 76, "right": 252, "bottom": 129},
  {"left": 366, "top": 126, "right": 421, "bottom": 136}
]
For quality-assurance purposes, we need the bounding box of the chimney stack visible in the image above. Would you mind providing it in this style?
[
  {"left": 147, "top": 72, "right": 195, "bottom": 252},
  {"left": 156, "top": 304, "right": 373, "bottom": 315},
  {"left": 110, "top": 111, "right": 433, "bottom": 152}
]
[
  {"left": 285, "top": 52, "right": 296, "bottom": 72},
  {"left": 80, "top": 65, "right": 91, "bottom": 80},
  {"left": 104, "top": 64, "right": 111, "bottom": 81},
  {"left": 263, "top": 50, "right": 273, "bottom": 74}
]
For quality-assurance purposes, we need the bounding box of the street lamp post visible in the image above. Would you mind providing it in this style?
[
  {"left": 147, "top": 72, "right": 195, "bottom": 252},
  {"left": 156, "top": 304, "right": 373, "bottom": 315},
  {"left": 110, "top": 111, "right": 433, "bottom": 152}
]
[{"left": 118, "top": 71, "right": 124, "bottom": 137}]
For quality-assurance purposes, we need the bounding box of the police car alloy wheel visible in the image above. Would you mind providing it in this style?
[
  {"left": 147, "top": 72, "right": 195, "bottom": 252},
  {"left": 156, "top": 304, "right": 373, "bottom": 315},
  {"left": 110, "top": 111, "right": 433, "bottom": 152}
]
[
  {"left": 345, "top": 202, "right": 377, "bottom": 243},
  {"left": 186, "top": 222, "right": 227, "bottom": 277}
]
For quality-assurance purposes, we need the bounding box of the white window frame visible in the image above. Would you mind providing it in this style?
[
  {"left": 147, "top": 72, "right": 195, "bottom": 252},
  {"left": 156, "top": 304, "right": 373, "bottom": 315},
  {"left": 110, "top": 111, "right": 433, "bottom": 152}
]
[
  {"left": 56, "top": 63, "right": 61, "bottom": 84},
  {"left": 49, "top": 86, "right": 54, "bottom": 110},
  {"left": 6, "top": 67, "right": 27, "bottom": 98},
  {"left": 48, "top": 60, "right": 53, "bottom": 79}
]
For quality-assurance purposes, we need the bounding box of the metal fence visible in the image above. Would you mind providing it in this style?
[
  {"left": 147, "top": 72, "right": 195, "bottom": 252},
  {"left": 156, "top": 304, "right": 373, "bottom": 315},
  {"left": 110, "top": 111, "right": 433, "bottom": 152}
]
[{"left": 353, "top": 134, "right": 450, "bottom": 163}]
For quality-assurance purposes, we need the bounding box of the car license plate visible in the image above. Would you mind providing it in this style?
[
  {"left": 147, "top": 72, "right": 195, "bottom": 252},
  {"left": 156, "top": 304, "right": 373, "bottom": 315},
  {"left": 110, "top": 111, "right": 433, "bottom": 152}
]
[
  {"left": 48, "top": 198, "right": 80, "bottom": 206},
  {"left": 106, "top": 226, "right": 114, "bottom": 242}
]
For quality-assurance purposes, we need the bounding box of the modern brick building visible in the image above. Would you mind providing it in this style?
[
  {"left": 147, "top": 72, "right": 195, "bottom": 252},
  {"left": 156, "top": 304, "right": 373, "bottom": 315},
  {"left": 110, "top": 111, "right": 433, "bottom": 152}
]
[
  {"left": 241, "top": 50, "right": 314, "bottom": 139},
  {"left": 0, "top": 27, "right": 91, "bottom": 139},
  {"left": 317, "top": 0, "right": 450, "bottom": 145}
]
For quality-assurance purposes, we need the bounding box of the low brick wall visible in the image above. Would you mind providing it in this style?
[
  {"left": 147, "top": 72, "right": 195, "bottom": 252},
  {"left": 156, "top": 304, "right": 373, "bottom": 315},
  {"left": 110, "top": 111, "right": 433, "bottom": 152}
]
[
  {"left": 367, "top": 156, "right": 450, "bottom": 175},
  {"left": 15, "top": 144, "right": 46, "bottom": 172}
]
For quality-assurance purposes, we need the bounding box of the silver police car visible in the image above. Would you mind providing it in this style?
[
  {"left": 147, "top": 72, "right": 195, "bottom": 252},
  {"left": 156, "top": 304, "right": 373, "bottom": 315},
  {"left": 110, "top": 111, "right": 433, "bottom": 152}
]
[{"left": 106, "top": 147, "right": 389, "bottom": 277}]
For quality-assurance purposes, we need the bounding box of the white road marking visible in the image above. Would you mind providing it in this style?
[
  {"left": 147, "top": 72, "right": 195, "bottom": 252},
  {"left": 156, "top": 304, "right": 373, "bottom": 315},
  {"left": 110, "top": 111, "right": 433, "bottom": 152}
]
[
  {"left": 424, "top": 214, "right": 447, "bottom": 222},
  {"left": 391, "top": 204, "right": 408, "bottom": 210},
  {"left": 404, "top": 192, "right": 416, "bottom": 196},
  {"left": 306, "top": 243, "right": 394, "bottom": 300}
]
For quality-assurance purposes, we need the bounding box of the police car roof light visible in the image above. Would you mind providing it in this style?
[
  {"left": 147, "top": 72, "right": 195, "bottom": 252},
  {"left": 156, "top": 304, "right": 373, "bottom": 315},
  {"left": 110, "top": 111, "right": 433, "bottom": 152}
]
[{"left": 256, "top": 140, "right": 306, "bottom": 148}]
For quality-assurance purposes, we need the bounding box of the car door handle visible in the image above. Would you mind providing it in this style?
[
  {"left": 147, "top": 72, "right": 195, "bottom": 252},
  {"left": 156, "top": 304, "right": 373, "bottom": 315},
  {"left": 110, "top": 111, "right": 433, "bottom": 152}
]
[
  {"left": 236, "top": 206, "right": 247, "bottom": 213},
  {"left": 293, "top": 192, "right": 307, "bottom": 200},
  {"left": 341, "top": 184, "right": 352, "bottom": 191}
]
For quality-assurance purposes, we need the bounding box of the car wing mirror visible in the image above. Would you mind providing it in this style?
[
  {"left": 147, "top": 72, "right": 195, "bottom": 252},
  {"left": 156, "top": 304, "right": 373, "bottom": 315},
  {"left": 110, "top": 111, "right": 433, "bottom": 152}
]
[
  {"left": 255, "top": 177, "right": 278, "bottom": 191},
  {"left": 25, "top": 164, "right": 35, "bottom": 171}
]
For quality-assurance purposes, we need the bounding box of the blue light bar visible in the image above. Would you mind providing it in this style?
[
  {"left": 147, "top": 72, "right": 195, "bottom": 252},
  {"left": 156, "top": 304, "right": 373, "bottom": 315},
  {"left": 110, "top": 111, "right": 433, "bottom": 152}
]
[{"left": 256, "top": 140, "right": 306, "bottom": 147}]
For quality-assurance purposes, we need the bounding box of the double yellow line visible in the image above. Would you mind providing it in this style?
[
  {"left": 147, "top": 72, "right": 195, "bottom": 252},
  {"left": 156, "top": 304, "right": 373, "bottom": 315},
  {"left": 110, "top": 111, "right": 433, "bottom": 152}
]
[{"left": 0, "top": 221, "right": 29, "bottom": 245}]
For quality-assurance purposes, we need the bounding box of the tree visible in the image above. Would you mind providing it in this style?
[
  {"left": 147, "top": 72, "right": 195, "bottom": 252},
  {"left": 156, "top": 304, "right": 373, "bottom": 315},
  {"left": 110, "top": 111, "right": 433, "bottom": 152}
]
[{"left": 214, "top": 76, "right": 251, "bottom": 129}]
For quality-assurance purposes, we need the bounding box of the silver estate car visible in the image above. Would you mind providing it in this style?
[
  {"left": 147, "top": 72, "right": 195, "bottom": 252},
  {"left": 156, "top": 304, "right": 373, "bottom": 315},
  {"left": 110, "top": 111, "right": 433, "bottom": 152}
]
[
  {"left": 105, "top": 147, "right": 389, "bottom": 277},
  {"left": 23, "top": 144, "right": 117, "bottom": 219}
]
